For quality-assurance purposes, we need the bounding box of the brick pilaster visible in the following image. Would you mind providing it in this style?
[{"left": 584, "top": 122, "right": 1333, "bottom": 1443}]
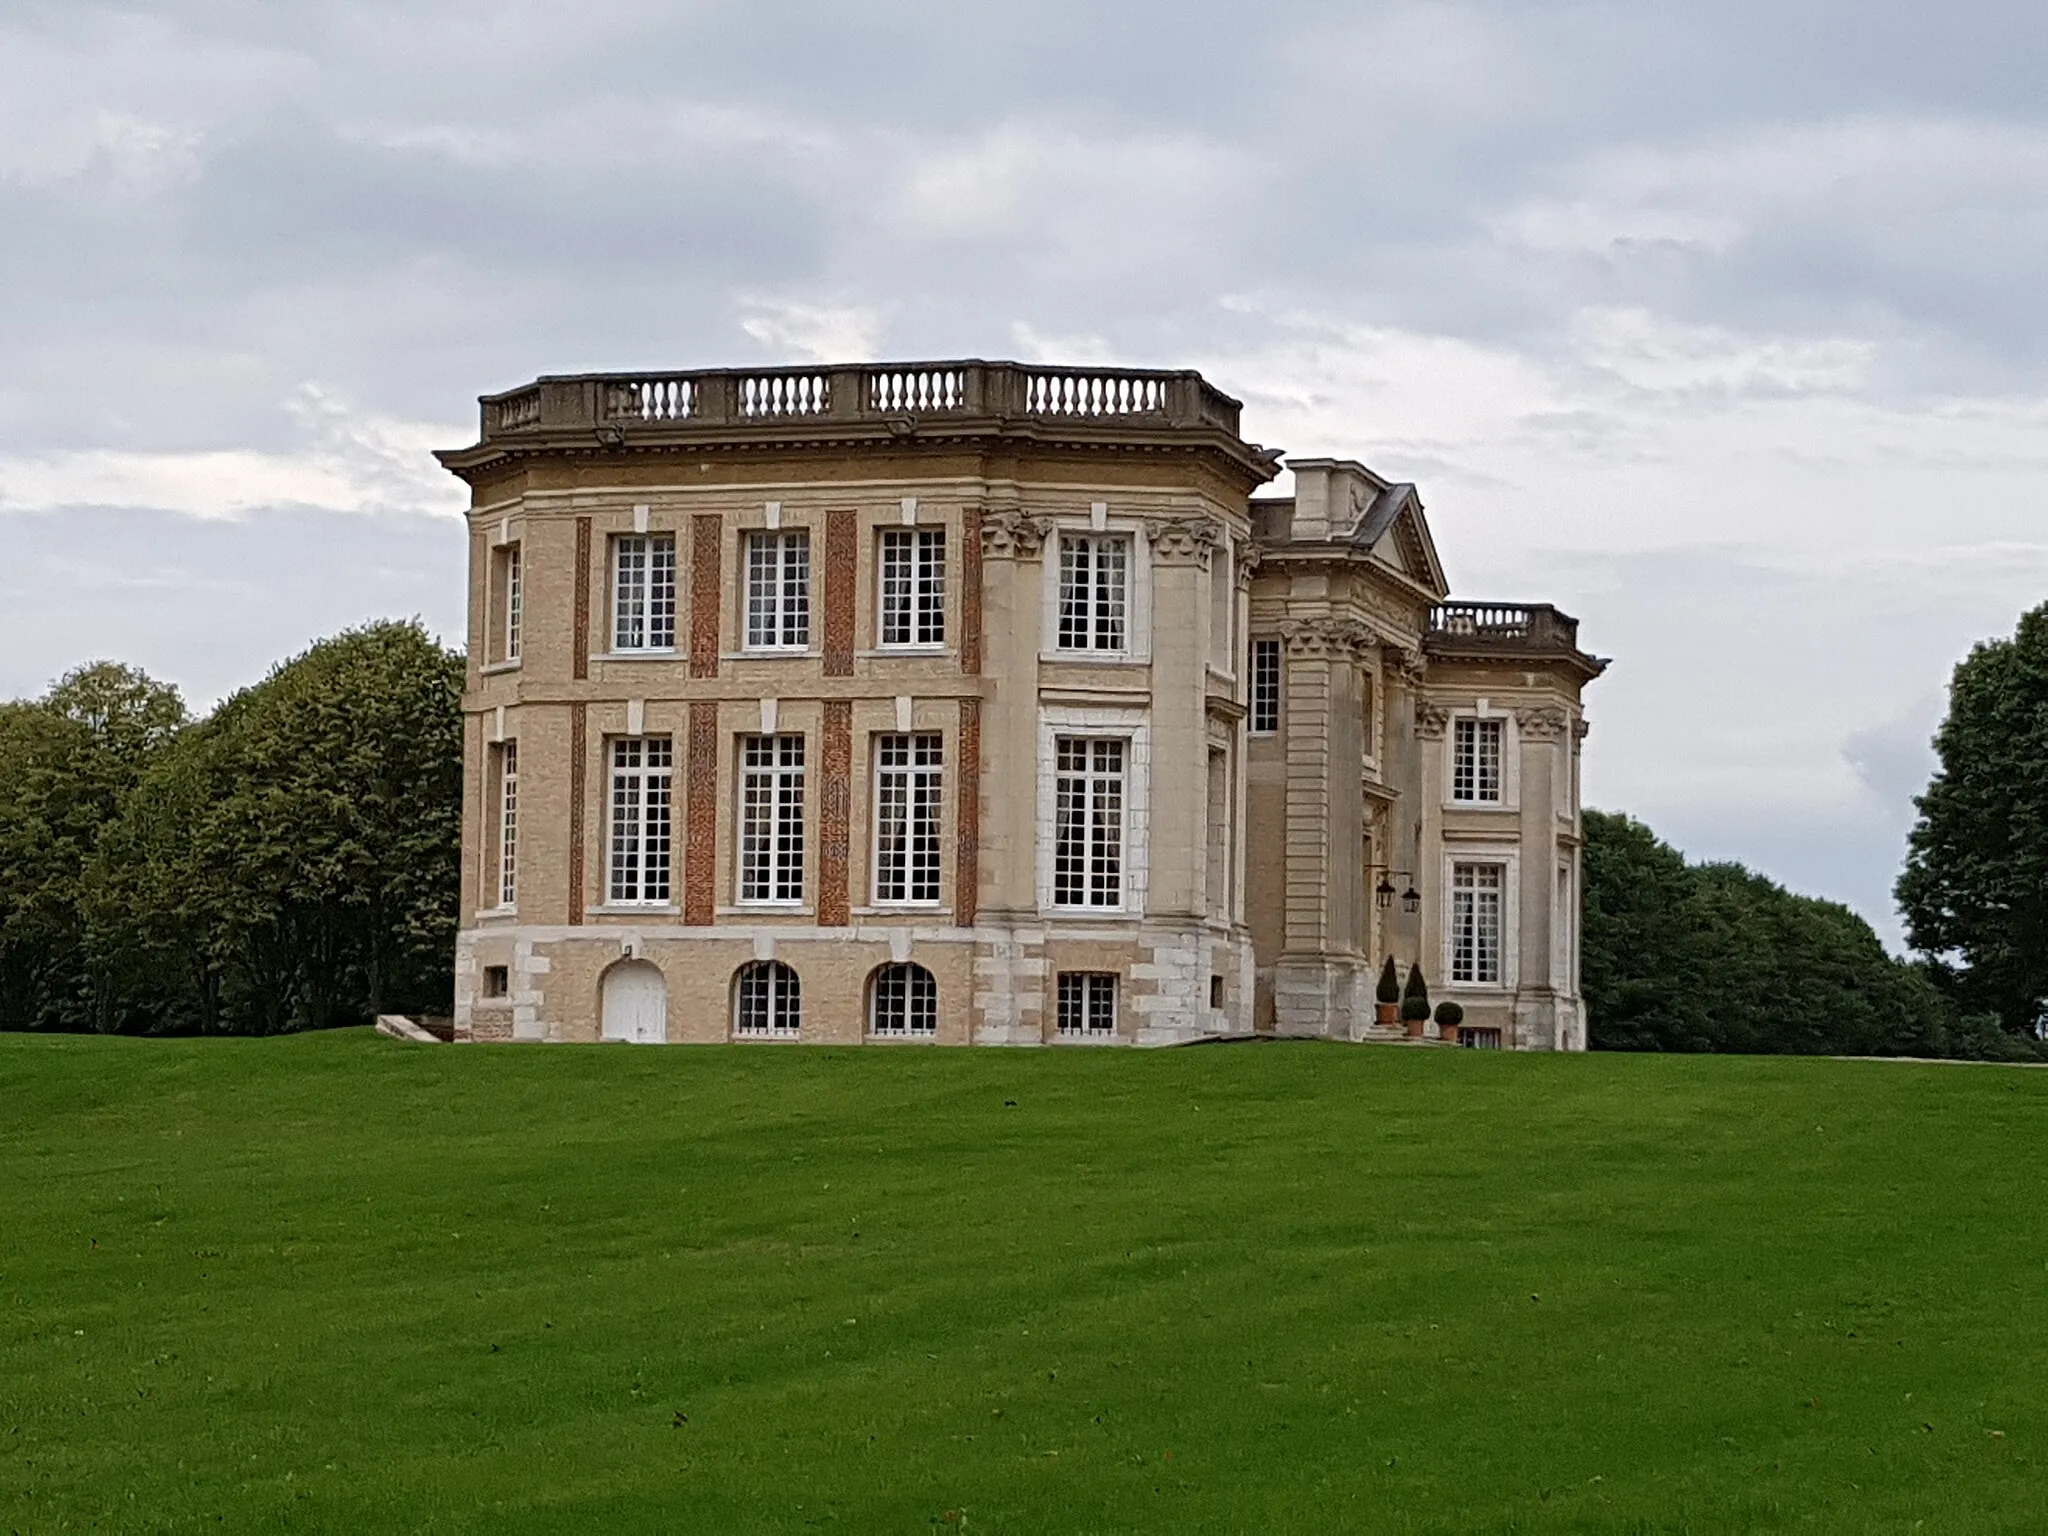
[
  {"left": 685, "top": 702, "right": 718, "bottom": 925},
  {"left": 567, "top": 703, "right": 587, "bottom": 924},
  {"left": 959, "top": 507, "right": 983, "bottom": 675},
  {"left": 691, "top": 515, "right": 721, "bottom": 678},
  {"left": 956, "top": 697, "right": 980, "bottom": 926},
  {"left": 572, "top": 518, "right": 592, "bottom": 680},
  {"left": 819, "top": 700, "right": 853, "bottom": 926},
  {"left": 823, "top": 509, "right": 857, "bottom": 677}
]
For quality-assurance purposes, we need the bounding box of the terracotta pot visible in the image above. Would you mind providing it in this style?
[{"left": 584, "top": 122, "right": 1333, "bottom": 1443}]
[
  {"left": 1441, "top": 1023, "right": 1459, "bottom": 1046},
  {"left": 1376, "top": 1002, "right": 1400, "bottom": 1028},
  {"left": 1406, "top": 1016, "right": 1426, "bottom": 1039}
]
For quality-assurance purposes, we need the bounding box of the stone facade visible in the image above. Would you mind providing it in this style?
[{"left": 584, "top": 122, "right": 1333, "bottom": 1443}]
[{"left": 437, "top": 362, "right": 1604, "bottom": 1050}]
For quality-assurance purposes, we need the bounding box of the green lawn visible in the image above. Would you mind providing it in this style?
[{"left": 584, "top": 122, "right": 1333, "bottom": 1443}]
[{"left": 4, "top": 1034, "right": 2046, "bottom": 1533}]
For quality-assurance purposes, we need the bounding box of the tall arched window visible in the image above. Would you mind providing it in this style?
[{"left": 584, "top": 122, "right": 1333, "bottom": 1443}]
[
  {"left": 734, "top": 961, "right": 801, "bottom": 1037},
  {"left": 869, "top": 962, "right": 937, "bottom": 1037}
]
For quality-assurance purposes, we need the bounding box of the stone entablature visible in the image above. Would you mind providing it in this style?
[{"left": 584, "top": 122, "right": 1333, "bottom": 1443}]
[{"left": 438, "top": 361, "right": 1604, "bottom": 1051}]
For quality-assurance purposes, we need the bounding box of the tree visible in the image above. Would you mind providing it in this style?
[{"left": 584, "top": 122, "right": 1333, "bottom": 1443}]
[
  {"left": 0, "top": 664, "right": 185, "bottom": 1030},
  {"left": 1896, "top": 601, "right": 2048, "bottom": 1036},
  {"left": 1582, "top": 810, "right": 2010, "bottom": 1058}
]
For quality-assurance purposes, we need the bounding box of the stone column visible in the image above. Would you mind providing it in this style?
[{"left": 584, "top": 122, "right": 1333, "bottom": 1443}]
[{"left": 1514, "top": 705, "right": 1571, "bottom": 1049}]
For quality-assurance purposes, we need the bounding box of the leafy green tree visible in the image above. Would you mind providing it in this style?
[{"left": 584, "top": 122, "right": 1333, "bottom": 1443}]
[
  {"left": 1583, "top": 810, "right": 2011, "bottom": 1058},
  {"left": 1896, "top": 601, "right": 2048, "bottom": 1036},
  {"left": 0, "top": 664, "right": 185, "bottom": 1030}
]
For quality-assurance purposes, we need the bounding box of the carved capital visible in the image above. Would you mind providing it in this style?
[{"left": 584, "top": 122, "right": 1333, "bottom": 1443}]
[
  {"left": 978, "top": 509, "right": 1053, "bottom": 560},
  {"left": 1414, "top": 700, "right": 1451, "bottom": 740},
  {"left": 1282, "top": 616, "right": 1376, "bottom": 660},
  {"left": 1393, "top": 645, "right": 1428, "bottom": 685},
  {"left": 1234, "top": 544, "right": 1263, "bottom": 589},
  {"left": 1516, "top": 705, "right": 1572, "bottom": 740},
  {"left": 1573, "top": 716, "right": 1592, "bottom": 741},
  {"left": 1144, "top": 515, "right": 1223, "bottom": 565}
]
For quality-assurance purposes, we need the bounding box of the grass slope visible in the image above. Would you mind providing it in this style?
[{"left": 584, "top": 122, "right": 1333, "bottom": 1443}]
[{"left": 3, "top": 1033, "right": 2046, "bottom": 1533}]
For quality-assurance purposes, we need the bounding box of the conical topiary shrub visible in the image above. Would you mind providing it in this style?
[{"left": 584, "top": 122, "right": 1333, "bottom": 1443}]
[
  {"left": 1401, "top": 963, "right": 1432, "bottom": 1034},
  {"left": 1374, "top": 956, "right": 1402, "bottom": 1027}
]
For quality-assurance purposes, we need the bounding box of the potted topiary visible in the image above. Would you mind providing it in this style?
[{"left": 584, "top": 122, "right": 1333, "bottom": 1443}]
[
  {"left": 1374, "top": 957, "right": 1402, "bottom": 1028},
  {"left": 1401, "top": 964, "right": 1431, "bottom": 1039},
  {"left": 1434, "top": 999, "right": 1464, "bottom": 1045}
]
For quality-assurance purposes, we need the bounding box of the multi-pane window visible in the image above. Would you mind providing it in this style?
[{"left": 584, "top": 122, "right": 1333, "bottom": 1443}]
[
  {"left": 1057, "top": 972, "right": 1118, "bottom": 1037},
  {"left": 1452, "top": 717, "right": 1504, "bottom": 803},
  {"left": 1451, "top": 862, "right": 1505, "bottom": 984},
  {"left": 879, "top": 529, "right": 946, "bottom": 646},
  {"left": 870, "top": 962, "right": 937, "bottom": 1036},
  {"left": 497, "top": 741, "right": 519, "bottom": 909},
  {"left": 503, "top": 544, "right": 523, "bottom": 662},
  {"left": 1249, "top": 639, "right": 1281, "bottom": 734},
  {"left": 1053, "top": 737, "right": 1126, "bottom": 908},
  {"left": 607, "top": 737, "right": 674, "bottom": 905},
  {"left": 874, "top": 733, "right": 943, "bottom": 904},
  {"left": 613, "top": 534, "right": 677, "bottom": 651},
  {"left": 735, "top": 960, "right": 801, "bottom": 1036},
  {"left": 745, "top": 531, "right": 811, "bottom": 649},
  {"left": 1056, "top": 534, "right": 1129, "bottom": 652},
  {"left": 739, "top": 734, "right": 806, "bottom": 903}
]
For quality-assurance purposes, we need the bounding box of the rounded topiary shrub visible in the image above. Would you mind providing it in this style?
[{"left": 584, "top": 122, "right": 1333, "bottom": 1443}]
[
  {"left": 1401, "top": 994, "right": 1433, "bottom": 1022},
  {"left": 1434, "top": 1001, "right": 1464, "bottom": 1027}
]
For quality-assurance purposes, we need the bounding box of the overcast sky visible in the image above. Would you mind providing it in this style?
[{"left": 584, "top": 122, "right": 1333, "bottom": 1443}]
[{"left": 5, "top": 0, "right": 2046, "bottom": 945}]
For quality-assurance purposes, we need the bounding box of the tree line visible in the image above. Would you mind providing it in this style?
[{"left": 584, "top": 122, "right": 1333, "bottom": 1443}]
[
  {"left": 2, "top": 602, "right": 2043, "bottom": 1049},
  {"left": 0, "top": 622, "right": 461, "bottom": 1034}
]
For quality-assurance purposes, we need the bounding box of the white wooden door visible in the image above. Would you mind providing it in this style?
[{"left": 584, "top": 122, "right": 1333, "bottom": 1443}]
[{"left": 601, "top": 961, "right": 667, "bottom": 1043}]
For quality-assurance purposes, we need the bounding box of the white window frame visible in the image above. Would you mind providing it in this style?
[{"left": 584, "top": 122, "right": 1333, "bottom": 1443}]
[
  {"left": 738, "top": 733, "right": 807, "bottom": 904},
  {"left": 1249, "top": 638, "right": 1281, "bottom": 735},
  {"left": 878, "top": 528, "right": 946, "bottom": 648},
  {"left": 873, "top": 733, "right": 943, "bottom": 906},
  {"left": 1040, "top": 518, "right": 1151, "bottom": 662},
  {"left": 1036, "top": 707, "right": 1149, "bottom": 917},
  {"left": 744, "top": 530, "right": 812, "bottom": 651},
  {"left": 1056, "top": 972, "right": 1119, "bottom": 1038},
  {"left": 869, "top": 962, "right": 938, "bottom": 1037},
  {"left": 1442, "top": 849, "right": 1518, "bottom": 990},
  {"left": 734, "top": 960, "right": 801, "bottom": 1037},
  {"left": 612, "top": 534, "right": 678, "bottom": 652},
  {"left": 1051, "top": 736, "right": 1127, "bottom": 911},
  {"left": 606, "top": 736, "right": 674, "bottom": 906},
  {"left": 1446, "top": 710, "right": 1517, "bottom": 808},
  {"left": 496, "top": 740, "right": 518, "bottom": 910},
  {"left": 503, "top": 543, "right": 523, "bottom": 662}
]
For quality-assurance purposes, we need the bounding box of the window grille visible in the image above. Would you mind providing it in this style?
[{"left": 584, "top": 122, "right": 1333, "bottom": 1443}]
[
  {"left": 1459, "top": 1027, "right": 1504, "bottom": 1049},
  {"left": 879, "top": 529, "right": 946, "bottom": 646},
  {"left": 1451, "top": 861, "right": 1505, "bottom": 984},
  {"left": 1056, "top": 534, "right": 1129, "bottom": 652},
  {"left": 870, "top": 962, "right": 937, "bottom": 1036},
  {"left": 607, "top": 737, "right": 674, "bottom": 904},
  {"left": 1056, "top": 972, "right": 1118, "bottom": 1036},
  {"left": 735, "top": 960, "right": 801, "bottom": 1036},
  {"left": 1452, "top": 717, "right": 1504, "bottom": 803},
  {"left": 613, "top": 534, "right": 677, "bottom": 651},
  {"left": 1249, "top": 638, "right": 1281, "bottom": 734},
  {"left": 498, "top": 741, "right": 518, "bottom": 908},
  {"left": 745, "top": 531, "right": 811, "bottom": 649},
  {"left": 874, "top": 733, "right": 943, "bottom": 904},
  {"left": 1052, "top": 737, "right": 1125, "bottom": 908},
  {"left": 739, "top": 734, "right": 806, "bottom": 902},
  {"left": 504, "top": 544, "right": 522, "bottom": 661}
]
